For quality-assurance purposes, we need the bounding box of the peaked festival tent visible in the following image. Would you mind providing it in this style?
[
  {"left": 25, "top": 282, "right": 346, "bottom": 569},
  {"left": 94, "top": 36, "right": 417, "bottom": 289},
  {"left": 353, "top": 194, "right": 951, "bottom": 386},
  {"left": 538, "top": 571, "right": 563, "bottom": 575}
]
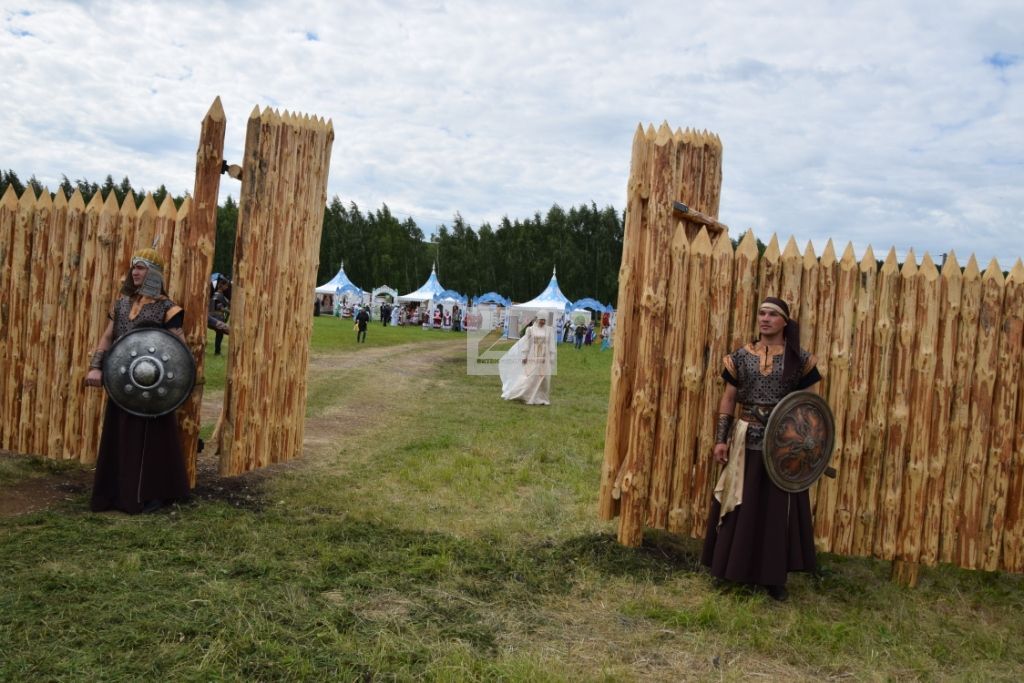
[
  {"left": 315, "top": 262, "right": 368, "bottom": 298},
  {"left": 397, "top": 264, "right": 448, "bottom": 303},
  {"left": 511, "top": 267, "right": 572, "bottom": 314},
  {"left": 507, "top": 267, "right": 572, "bottom": 338}
]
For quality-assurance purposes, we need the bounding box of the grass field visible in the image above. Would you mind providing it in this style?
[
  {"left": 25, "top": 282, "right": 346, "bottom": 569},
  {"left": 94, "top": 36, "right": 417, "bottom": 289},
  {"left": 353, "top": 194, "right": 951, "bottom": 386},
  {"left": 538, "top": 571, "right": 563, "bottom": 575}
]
[{"left": 2, "top": 320, "right": 1023, "bottom": 681}]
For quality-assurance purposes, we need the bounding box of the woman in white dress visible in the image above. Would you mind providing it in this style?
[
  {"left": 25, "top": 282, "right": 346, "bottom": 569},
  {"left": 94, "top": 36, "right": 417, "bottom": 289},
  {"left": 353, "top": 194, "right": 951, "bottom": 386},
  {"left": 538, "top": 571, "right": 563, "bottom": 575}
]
[{"left": 499, "top": 313, "right": 556, "bottom": 405}]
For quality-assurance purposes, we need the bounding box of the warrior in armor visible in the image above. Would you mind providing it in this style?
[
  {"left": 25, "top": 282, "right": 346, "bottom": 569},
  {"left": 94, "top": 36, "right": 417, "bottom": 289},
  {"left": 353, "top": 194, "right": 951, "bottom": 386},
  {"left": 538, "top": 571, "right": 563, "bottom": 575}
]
[
  {"left": 701, "top": 296, "right": 822, "bottom": 600},
  {"left": 84, "top": 248, "right": 190, "bottom": 513}
]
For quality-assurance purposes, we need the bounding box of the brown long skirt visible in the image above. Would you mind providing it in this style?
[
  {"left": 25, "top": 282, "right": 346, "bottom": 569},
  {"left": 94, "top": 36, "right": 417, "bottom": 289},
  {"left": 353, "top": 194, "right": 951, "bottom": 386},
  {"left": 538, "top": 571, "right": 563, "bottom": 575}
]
[
  {"left": 90, "top": 403, "right": 190, "bottom": 514},
  {"left": 701, "top": 446, "right": 817, "bottom": 586}
]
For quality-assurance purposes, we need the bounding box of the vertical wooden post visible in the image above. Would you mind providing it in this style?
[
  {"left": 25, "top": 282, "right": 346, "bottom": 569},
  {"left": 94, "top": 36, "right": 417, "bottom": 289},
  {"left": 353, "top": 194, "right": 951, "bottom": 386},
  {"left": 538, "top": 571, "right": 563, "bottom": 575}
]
[
  {"left": 176, "top": 97, "right": 226, "bottom": 487},
  {"left": 959, "top": 260, "right": 1004, "bottom": 569},
  {"left": 921, "top": 253, "right": 962, "bottom": 565},
  {"left": 815, "top": 243, "right": 857, "bottom": 552},
  {"left": 779, "top": 237, "right": 803, "bottom": 322},
  {"left": 47, "top": 190, "right": 86, "bottom": 459},
  {"left": 980, "top": 260, "right": 1024, "bottom": 570},
  {"left": 729, "top": 231, "right": 760, "bottom": 353},
  {"left": 1006, "top": 260, "right": 1024, "bottom": 572},
  {"left": 666, "top": 229, "right": 714, "bottom": 535},
  {"left": 831, "top": 247, "right": 877, "bottom": 555},
  {"left": 35, "top": 190, "right": 69, "bottom": 457},
  {"left": 599, "top": 125, "right": 654, "bottom": 521},
  {"left": 798, "top": 241, "right": 819, "bottom": 351},
  {"left": 689, "top": 230, "right": 734, "bottom": 537},
  {"left": 894, "top": 253, "right": 941, "bottom": 574},
  {"left": 809, "top": 240, "right": 837, "bottom": 514},
  {"left": 852, "top": 248, "right": 899, "bottom": 556},
  {"left": 940, "top": 256, "right": 981, "bottom": 563},
  {"left": 64, "top": 192, "right": 103, "bottom": 462},
  {"left": 78, "top": 192, "right": 121, "bottom": 463},
  {"left": 3, "top": 188, "right": 36, "bottom": 451},
  {"left": 756, "top": 234, "right": 781, "bottom": 305},
  {"left": 646, "top": 226, "right": 690, "bottom": 528},
  {"left": 18, "top": 190, "right": 52, "bottom": 455},
  {"left": 875, "top": 251, "right": 918, "bottom": 560}
]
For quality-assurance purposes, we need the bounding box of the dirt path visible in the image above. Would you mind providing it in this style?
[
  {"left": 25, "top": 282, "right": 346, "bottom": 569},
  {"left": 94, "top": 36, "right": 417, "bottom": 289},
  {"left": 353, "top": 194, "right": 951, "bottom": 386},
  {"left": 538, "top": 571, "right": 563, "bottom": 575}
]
[{"left": 1, "top": 339, "right": 465, "bottom": 517}]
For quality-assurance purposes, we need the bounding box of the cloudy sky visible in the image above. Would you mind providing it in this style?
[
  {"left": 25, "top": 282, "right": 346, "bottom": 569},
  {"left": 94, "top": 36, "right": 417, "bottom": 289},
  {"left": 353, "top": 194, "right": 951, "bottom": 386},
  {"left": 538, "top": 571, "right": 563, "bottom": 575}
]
[{"left": 2, "top": 1, "right": 1022, "bottom": 267}]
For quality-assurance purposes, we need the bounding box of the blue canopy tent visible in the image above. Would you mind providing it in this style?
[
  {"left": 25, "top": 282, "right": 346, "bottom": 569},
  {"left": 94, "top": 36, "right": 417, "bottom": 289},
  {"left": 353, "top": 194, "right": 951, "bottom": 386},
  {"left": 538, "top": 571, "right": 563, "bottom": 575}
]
[
  {"left": 474, "top": 292, "right": 511, "bottom": 307},
  {"left": 570, "top": 298, "right": 611, "bottom": 313}
]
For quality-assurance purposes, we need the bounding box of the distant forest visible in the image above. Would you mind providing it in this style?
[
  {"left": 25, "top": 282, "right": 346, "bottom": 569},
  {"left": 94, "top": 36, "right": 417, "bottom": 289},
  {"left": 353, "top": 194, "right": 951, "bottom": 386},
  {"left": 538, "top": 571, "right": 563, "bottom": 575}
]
[{"left": 1, "top": 169, "right": 624, "bottom": 304}]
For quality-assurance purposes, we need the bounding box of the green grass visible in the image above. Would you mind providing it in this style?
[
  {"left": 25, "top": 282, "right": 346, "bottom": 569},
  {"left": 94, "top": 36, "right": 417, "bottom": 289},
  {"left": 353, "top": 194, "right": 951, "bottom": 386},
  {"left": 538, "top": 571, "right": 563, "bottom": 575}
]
[{"left": 2, "top": 329, "right": 1023, "bottom": 681}]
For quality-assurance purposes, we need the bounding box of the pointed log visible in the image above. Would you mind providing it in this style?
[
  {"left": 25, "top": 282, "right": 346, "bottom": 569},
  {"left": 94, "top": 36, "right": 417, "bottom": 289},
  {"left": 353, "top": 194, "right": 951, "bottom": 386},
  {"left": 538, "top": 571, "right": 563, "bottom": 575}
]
[
  {"left": 34, "top": 190, "right": 70, "bottom": 457},
  {"left": 920, "top": 252, "right": 962, "bottom": 564},
  {"left": 874, "top": 250, "right": 918, "bottom": 560},
  {"left": 647, "top": 225, "right": 690, "bottom": 528},
  {"left": 154, "top": 194, "right": 178, "bottom": 267},
  {"left": 1007, "top": 259, "right": 1024, "bottom": 572},
  {"left": 689, "top": 228, "right": 734, "bottom": 537},
  {"left": 78, "top": 191, "right": 121, "bottom": 462},
  {"left": 62, "top": 192, "right": 104, "bottom": 461},
  {"left": 47, "top": 190, "right": 86, "bottom": 458},
  {"left": 799, "top": 241, "right": 819, "bottom": 350},
  {"left": 831, "top": 246, "right": 877, "bottom": 554},
  {"left": 1, "top": 188, "right": 37, "bottom": 451},
  {"left": 980, "top": 260, "right": 1023, "bottom": 570},
  {"left": 176, "top": 96, "right": 227, "bottom": 487},
  {"left": 18, "top": 190, "right": 54, "bottom": 454},
  {"left": 958, "top": 259, "right": 1004, "bottom": 569},
  {"left": 779, "top": 236, "right": 803, "bottom": 321},
  {"left": 853, "top": 248, "right": 900, "bottom": 555},
  {"left": 940, "top": 256, "right": 982, "bottom": 563},
  {"left": 666, "top": 228, "right": 714, "bottom": 535},
  {"left": 729, "top": 230, "right": 759, "bottom": 351},
  {"left": 756, "top": 233, "right": 782, "bottom": 305},
  {"left": 600, "top": 125, "right": 653, "bottom": 519},
  {"left": 814, "top": 242, "right": 858, "bottom": 551},
  {"left": 895, "top": 253, "right": 941, "bottom": 567}
]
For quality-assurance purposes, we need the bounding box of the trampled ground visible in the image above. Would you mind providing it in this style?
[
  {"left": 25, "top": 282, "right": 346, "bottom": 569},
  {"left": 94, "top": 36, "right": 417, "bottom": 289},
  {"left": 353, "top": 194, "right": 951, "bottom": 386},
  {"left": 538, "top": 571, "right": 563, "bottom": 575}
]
[{"left": 1, "top": 320, "right": 1022, "bottom": 681}]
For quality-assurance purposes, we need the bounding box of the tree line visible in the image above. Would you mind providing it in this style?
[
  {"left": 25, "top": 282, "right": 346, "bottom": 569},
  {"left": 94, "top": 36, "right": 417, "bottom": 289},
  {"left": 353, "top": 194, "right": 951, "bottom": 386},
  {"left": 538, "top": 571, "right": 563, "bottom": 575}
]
[{"left": 1, "top": 169, "right": 625, "bottom": 304}]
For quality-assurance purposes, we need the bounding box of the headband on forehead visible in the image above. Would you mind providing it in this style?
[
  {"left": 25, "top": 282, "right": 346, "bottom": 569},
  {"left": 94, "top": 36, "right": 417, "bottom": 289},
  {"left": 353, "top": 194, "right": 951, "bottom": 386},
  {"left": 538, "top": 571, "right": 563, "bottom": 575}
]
[{"left": 760, "top": 297, "right": 790, "bottom": 320}]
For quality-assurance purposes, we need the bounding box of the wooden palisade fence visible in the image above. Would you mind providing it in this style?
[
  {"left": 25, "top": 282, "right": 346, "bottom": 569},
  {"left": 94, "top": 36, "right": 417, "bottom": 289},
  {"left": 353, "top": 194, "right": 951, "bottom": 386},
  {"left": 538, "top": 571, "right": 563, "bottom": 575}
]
[
  {"left": 0, "top": 190, "right": 206, "bottom": 475},
  {"left": 600, "top": 122, "right": 1024, "bottom": 584},
  {"left": 215, "top": 107, "right": 334, "bottom": 476},
  {"left": 1, "top": 97, "right": 335, "bottom": 485},
  {"left": 0, "top": 99, "right": 224, "bottom": 486}
]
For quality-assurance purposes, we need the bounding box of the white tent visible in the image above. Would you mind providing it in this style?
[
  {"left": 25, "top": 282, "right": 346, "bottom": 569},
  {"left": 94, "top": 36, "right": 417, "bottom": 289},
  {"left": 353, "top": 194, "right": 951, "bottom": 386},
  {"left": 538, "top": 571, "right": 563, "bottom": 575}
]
[
  {"left": 315, "top": 262, "right": 368, "bottom": 298},
  {"left": 507, "top": 267, "right": 571, "bottom": 338},
  {"left": 397, "top": 264, "right": 447, "bottom": 303},
  {"left": 511, "top": 267, "right": 571, "bottom": 313}
]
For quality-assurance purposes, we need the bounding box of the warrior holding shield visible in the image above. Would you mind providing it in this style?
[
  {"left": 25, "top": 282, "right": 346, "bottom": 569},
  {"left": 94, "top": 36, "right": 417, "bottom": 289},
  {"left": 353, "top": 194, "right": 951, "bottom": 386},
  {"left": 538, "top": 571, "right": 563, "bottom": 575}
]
[
  {"left": 84, "top": 248, "right": 192, "bottom": 514},
  {"left": 701, "top": 297, "right": 828, "bottom": 601}
]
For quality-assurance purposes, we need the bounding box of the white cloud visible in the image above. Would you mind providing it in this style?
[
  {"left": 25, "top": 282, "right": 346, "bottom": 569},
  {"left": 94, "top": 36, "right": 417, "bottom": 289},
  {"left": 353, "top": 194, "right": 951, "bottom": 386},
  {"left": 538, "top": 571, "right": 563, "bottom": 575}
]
[{"left": 1, "top": 0, "right": 1021, "bottom": 266}]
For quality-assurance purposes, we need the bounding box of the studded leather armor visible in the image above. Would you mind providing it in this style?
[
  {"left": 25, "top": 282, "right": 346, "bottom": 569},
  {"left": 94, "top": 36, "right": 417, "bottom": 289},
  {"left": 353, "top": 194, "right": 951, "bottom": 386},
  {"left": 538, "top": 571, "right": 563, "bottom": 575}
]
[
  {"left": 724, "top": 343, "right": 814, "bottom": 449},
  {"left": 113, "top": 297, "right": 176, "bottom": 341}
]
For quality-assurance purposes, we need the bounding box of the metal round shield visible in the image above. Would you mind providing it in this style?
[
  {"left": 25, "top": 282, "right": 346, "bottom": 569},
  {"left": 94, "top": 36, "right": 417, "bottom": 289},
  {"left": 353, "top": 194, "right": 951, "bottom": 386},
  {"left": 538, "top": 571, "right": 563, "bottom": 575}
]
[
  {"left": 102, "top": 328, "right": 196, "bottom": 417},
  {"left": 762, "top": 391, "right": 836, "bottom": 493}
]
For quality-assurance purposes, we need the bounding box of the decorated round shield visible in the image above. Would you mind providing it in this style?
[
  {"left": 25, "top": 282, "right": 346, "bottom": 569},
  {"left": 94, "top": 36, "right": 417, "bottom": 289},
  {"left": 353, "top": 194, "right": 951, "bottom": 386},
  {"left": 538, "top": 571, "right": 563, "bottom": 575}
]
[
  {"left": 762, "top": 391, "right": 836, "bottom": 493},
  {"left": 102, "top": 328, "right": 196, "bottom": 417}
]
